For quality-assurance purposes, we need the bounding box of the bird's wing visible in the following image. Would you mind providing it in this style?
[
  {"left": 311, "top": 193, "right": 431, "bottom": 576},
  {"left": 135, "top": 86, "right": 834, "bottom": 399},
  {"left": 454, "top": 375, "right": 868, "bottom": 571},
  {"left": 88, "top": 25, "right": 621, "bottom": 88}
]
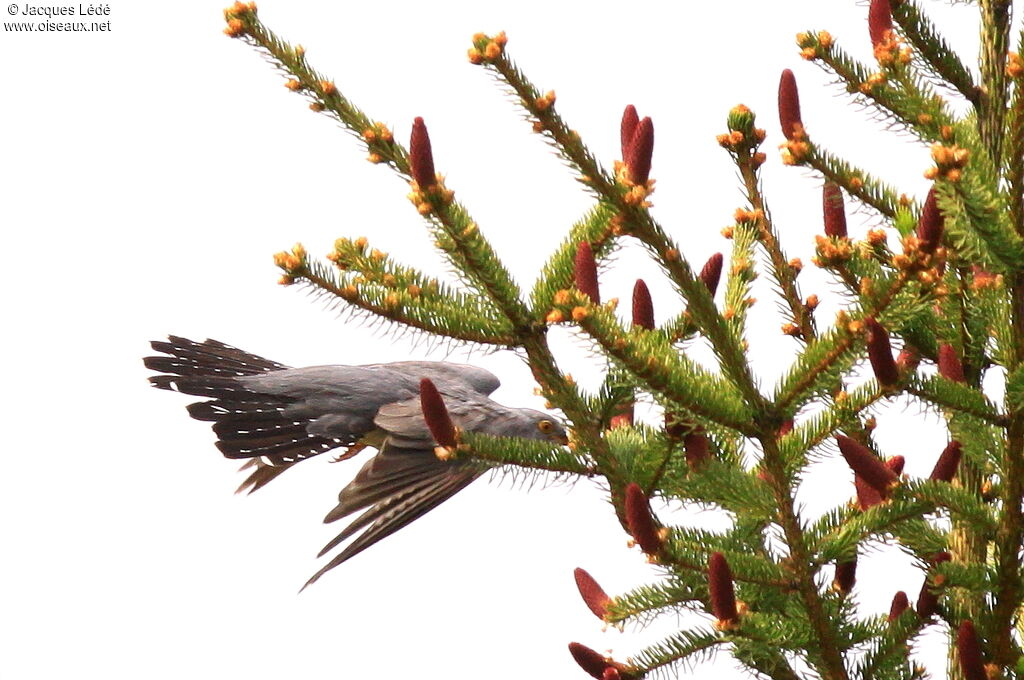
[{"left": 305, "top": 394, "right": 492, "bottom": 586}]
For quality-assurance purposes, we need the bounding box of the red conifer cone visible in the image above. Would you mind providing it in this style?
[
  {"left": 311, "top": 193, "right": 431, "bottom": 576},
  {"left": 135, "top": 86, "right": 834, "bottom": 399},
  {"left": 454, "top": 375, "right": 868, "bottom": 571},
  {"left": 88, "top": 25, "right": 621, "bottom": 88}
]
[
  {"left": 708, "top": 552, "right": 739, "bottom": 624},
  {"left": 834, "top": 556, "right": 857, "bottom": 594},
  {"left": 626, "top": 117, "right": 654, "bottom": 185},
  {"left": 887, "top": 590, "right": 910, "bottom": 621},
  {"left": 700, "top": 253, "right": 724, "bottom": 297},
  {"left": 956, "top": 620, "right": 987, "bottom": 680},
  {"left": 409, "top": 117, "right": 436, "bottom": 189},
  {"left": 856, "top": 455, "right": 905, "bottom": 510},
  {"left": 574, "top": 568, "right": 612, "bottom": 620},
  {"left": 574, "top": 242, "right": 600, "bottom": 304},
  {"left": 684, "top": 431, "right": 711, "bottom": 470},
  {"left": 937, "top": 344, "right": 965, "bottom": 383},
  {"left": 419, "top": 378, "right": 457, "bottom": 448},
  {"left": 631, "top": 279, "right": 655, "bottom": 330},
  {"left": 837, "top": 435, "right": 899, "bottom": 496},
  {"left": 865, "top": 317, "right": 898, "bottom": 386},
  {"left": 917, "top": 552, "right": 952, "bottom": 618},
  {"left": 930, "top": 440, "right": 963, "bottom": 482},
  {"left": 823, "top": 182, "right": 848, "bottom": 238},
  {"left": 568, "top": 643, "right": 611, "bottom": 679},
  {"left": 624, "top": 483, "right": 662, "bottom": 554},
  {"left": 868, "top": 0, "right": 894, "bottom": 48},
  {"left": 620, "top": 105, "right": 639, "bottom": 161},
  {"left": 916, "top": 187, "right": 944, "bottom": 254},
  {"left": 778, "top": 69, "right": 803, "bottom": 140}
]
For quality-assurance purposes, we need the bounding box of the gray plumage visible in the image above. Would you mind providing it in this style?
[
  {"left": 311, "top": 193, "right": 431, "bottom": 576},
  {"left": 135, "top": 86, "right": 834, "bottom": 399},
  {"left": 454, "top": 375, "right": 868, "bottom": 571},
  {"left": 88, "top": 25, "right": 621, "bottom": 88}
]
[{"left": 144, "top": 336, "right": 566, "bottom": 586}]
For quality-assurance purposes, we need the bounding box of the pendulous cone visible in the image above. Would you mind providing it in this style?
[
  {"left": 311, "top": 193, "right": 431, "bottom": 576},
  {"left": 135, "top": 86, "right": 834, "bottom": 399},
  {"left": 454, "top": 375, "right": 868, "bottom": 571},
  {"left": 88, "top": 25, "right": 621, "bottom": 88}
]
[
  {"left": 956, "top": 620, "right": 987, "bottom": 680},
  {"left": 631, "top": 279, "right": 654, "bottom": 330},
  {"left": 574, "top": 568, "right": 612, "bottom": 620},
  {"left": 868, "top": 0, "right": 893, "bottom": 48},
  {"left": 938, "top": 344, "right": 965, "bottom": 383},
  {"left": 887, "top": 590, "right": 910, "bottom": 621},
  {"left": 626, "top": 117, "right": 654, "bottom": 185},
  {"left": 865, "top": 317, "right": 898, "bottom": 387},
  {"left": 916, "top": 187, "right": 945, "bottom": 254},
  {"left": 700, "top": 253, "right": 724, "bottom": 297},
  {"left": 708, "top": 552, "right": 739, "bottom": 624},
  {"left": 930, "top": 440, "right": 963, "bottom": 482},
  {"left": 778, "top": 69, "right": 803, "bottom": 140},
  {"left": 620, "top": 105, "right": 639, "bottom": 161},
  {"left": 419, "top": 378, "right": 457, "bottom": 448},
  {"left": 837, "top": 435, "right": 899, "bottom": 496},
  {"left": 624, "top": 483, "right": 662, "bottom": 554},
  {"left": 823, "top": 181, "right": 848, "bottom": 238},
  {"left": 409, "top": 117, "right": 437, "bottom": 189},
  {"left": 574, "top": 242, "right": 600, "bottom": 304}
]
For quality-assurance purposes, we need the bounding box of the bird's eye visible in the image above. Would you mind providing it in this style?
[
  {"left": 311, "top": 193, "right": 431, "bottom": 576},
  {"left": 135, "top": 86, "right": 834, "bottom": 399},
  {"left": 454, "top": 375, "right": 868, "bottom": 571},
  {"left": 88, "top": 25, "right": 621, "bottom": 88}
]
[{"left": 537, "top": 419, "right": 555, "bottom": 434}]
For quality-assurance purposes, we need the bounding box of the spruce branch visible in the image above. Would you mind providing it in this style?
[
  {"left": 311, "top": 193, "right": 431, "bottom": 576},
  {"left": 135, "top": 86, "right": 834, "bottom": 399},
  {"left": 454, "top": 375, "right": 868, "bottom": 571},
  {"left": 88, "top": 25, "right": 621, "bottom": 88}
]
[
  {"left": 553, "top": 295, "right": 758, "bottom": 435},
  {"left": 458, "top": 430, "right": 594, "bottom": 476},
  {"left": 274, "top": 251, "right": 517, "bottom": 345},
  {"left": 891, "top": 0, "right": 980, "bottom": 103},
  {"left": 472, "top": 38, "right": 765, "bottom": 410},
  {"left": 727, "top": 108, "right": 816, "bottom": 342},
  {"left": 803, "top": 144, "right": 908, "bottom": 220},
  {"left": 796, "top": 32, "right": 955, "bottom": 143},
  {"left": 906, "top": 374, "right": 1007, "bottom": 425},
  {"left": 978, "top": 0, "right": 1013, "bottom": 160}
]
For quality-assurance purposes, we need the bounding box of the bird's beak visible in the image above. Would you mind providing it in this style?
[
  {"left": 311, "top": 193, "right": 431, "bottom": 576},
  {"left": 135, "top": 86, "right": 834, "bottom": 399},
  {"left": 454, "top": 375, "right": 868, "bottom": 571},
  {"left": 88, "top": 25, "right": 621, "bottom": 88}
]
[{"left": 553, "top": 433, "right": 570, "bottom": 446}]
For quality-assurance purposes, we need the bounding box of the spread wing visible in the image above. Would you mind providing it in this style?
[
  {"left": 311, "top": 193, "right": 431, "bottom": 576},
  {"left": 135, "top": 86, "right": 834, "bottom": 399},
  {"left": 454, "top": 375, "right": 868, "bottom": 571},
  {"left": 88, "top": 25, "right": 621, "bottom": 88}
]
[{"left": 303, "top": 395, "right": 489, "bottom": 588}]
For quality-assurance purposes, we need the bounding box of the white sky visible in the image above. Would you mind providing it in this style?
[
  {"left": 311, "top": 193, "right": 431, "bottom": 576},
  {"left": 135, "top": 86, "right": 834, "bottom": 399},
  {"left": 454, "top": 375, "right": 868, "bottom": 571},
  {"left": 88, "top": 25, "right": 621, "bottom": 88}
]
[{"left": 1, "top": 1, "right": 1014, "bottom": 678}]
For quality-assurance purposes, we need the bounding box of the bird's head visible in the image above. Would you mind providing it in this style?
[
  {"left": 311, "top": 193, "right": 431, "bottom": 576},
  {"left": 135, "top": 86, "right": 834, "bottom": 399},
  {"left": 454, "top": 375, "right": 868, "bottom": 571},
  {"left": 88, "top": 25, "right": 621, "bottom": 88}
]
[{"left": 519, "top": 409, "right": 569, "bottom": 445}]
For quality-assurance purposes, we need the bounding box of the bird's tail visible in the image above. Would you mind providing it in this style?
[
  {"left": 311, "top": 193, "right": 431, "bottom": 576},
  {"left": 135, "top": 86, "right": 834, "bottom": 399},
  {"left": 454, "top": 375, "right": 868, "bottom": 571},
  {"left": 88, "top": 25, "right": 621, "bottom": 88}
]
[{"left": 144, "top": 336, "right": 337, "bottom": 492}]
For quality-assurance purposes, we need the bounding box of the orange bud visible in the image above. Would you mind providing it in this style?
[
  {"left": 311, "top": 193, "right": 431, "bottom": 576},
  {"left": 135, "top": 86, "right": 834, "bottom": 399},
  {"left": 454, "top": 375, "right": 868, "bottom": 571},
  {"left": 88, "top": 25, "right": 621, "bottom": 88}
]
[
  {"left": 409, "top": 117, "right": 436, "bottom": 189},
  {"left": 938, "top": 344, "right": 965, "bottom": 383},
  {"left": 865, "top": 317, "right": 898, "bottom": 386},
  {"left": 624, "top": 483, "right": 661, "bottom": 554},
  {"left": 626, "top": 117, "right": 654, "bottom": 185},
  {"left": 778, "top": 69, "right": 803, "bottom": 141},
  {"left": 631, "top": 279, "right": 654, "bottom": 330},
  {"left": 419, "top": 378, "right": 456, "bottom": 448},
  {"left": 956, "top": 620, "right": 987, "bottom": 680},
  {"left": 823, "top": 182, "right": 848, "bottom": 238},
  {"left": 930, "top": 440, "right": 962, "bottom": 482},
  {"left": 700, "top": 252, "right": 724, "bottom": 297},
  {"left": 887, "top": 590, "right": 910, "bottom": 621},
  {"left": 574, "top": 242, "right": 600, "bottom": 304},
  {"left": 620, "top": 105, "right": 639, "bottom": 161},
  {"left": 868, "top": 0, "right": 893, "bottom": 48},
  {"left": 708, "top": 552, "right": 739, "bottom": 624},
  {"left": 573, "top": 568, "right": 611, "bottom": 620},
  {"left": 916, "top": 187, "right": 944, "bottom": 254},
  {"left": 837, "top": 435, "right": 898, "bottom": 496}
]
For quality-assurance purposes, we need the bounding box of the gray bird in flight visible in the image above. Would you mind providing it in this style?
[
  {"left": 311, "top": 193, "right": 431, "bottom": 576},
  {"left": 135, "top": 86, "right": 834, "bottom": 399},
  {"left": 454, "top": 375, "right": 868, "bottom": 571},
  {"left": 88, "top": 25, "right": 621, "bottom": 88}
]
[{"left": 144, "top": 336, "right": 567, "bottom": 587}]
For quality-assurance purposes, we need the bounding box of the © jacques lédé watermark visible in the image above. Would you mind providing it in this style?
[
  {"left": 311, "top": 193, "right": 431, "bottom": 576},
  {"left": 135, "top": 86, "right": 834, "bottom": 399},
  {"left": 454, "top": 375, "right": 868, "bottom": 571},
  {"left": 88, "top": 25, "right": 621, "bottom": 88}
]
[{"left": 4, "top": 4, "right": 111, "bottom": 32}]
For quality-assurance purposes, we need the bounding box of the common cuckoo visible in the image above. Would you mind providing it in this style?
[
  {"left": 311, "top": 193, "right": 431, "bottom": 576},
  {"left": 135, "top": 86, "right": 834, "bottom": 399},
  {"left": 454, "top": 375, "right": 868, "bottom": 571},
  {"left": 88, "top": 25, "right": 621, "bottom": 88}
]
[{"left": 144, "top": 336, "right": 567, "bottom": 587}]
